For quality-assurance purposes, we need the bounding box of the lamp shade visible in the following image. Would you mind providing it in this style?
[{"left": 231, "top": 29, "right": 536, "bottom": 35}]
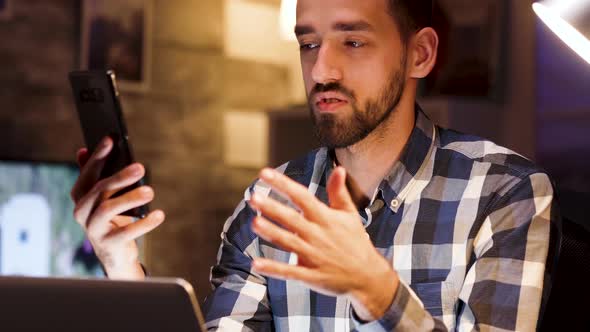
[{"left": 533, "top": 0, "right": 590, "bottom": 64}]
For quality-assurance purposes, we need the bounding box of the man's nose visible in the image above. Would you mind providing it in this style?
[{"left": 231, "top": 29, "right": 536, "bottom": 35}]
[{"left": 311, "top": 43, "right": 343, "bottom": 84}]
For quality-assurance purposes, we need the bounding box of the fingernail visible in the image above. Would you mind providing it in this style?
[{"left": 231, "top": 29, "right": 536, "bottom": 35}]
[
  {"left": 152, "top": 210, "right": 165, "bottom": 220},
  {"left": 251, "top": 192, "right": 262, "bottom": 203},
  {"left": 260, "top": 168, "right": 275, "bottom": 180},
  {"left": 130, "top": 164, "right": 143, "bottom": 175},
  {"left": 254, "top": 216, "right": 266, "bottom": 228},
  {"left": 252, "top": 260, "right": 264, "bottom": 269},
  {"left": 102, "top": 137, "right": 111, "bottom": 148}
]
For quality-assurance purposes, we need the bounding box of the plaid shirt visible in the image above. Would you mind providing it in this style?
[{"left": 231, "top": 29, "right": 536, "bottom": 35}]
[{"left": 203, "top": 106, "right": 557, "bottom": 331}]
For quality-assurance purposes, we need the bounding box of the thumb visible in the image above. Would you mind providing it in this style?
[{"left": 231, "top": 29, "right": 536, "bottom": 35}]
[{"left": 327, "top": 167, "right": 357, "bottom": 212}]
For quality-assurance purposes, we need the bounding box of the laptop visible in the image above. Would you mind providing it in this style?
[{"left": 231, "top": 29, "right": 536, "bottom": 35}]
[{"left": 0, "top": 276, "right": 206, "bottom": 332}]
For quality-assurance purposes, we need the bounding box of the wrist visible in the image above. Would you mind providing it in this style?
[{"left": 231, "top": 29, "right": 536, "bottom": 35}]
[
  {"left": 104, "top": 260, "right": 146, "bottom": 280},
  {"left": 350, "top": 261, "right": 399, "bottom": 321}
]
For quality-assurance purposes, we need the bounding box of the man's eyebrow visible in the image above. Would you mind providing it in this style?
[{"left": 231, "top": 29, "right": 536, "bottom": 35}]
[
  {"left": 294, "top": 20, "right": 374, "bottom": 37},
  {"left": 294, "top": 25, "right": 315, "bottom": 36},
  {"left": 333, "top": 20, "right": 374, "bottom": 32}
]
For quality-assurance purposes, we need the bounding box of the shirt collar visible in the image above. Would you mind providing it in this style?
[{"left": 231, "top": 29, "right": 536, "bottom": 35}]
[{"left": 325, "top": 104, "right": 437, "bottom": 213}]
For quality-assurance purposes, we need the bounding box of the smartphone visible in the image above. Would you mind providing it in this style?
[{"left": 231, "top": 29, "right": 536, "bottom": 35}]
[{"left": 69, "top": 70, "right": 148, "bottom": 218}]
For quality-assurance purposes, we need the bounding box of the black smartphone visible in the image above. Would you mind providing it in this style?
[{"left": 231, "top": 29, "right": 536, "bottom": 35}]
[{"left": 69, "top": 70, "right": 148, "bottom": 218}]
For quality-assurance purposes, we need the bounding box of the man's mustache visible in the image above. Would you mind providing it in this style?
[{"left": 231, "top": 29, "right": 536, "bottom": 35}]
[{"left": 309, "top": 83, "right": 355, "bottom": 101}]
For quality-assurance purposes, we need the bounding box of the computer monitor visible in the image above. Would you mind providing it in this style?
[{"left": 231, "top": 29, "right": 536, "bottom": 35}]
[{"left": 0, "top": 159, "right": 107, "bottom": 277}]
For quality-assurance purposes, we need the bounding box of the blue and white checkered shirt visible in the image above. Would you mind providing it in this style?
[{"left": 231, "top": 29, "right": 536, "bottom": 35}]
[{"left": 203, "top": 105, "right": 557, "bottom": 331}]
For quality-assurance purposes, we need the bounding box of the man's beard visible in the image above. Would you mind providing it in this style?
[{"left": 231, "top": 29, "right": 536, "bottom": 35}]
[{"left": 308, "top": 55, "right": 407, "bottom": 149}]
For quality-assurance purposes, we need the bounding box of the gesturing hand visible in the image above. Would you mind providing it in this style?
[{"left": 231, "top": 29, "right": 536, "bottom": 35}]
[{"left": 248, "top": 166, "right": 399, "bottom": 321}]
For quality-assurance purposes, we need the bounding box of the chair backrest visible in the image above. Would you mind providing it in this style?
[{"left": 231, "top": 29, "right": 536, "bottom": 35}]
[{"left": 538, "top": 191, "right": 590, "bottom": 331}]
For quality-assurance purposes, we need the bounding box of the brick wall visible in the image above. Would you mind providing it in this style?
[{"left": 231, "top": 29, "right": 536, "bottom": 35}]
[{"left": 0, "top": 0, "right": 291, "bottom": 303}]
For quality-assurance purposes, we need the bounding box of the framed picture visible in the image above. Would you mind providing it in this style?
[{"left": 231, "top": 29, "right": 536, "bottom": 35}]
[
  {"left": 0, "top": 0, "right": 11, "bottom": 20},
  {"left": 420, "top": 0, "right": 508, "bottom": 101},
  {"left": 80, "top": 0, "right": 152, "bottom": 92}
]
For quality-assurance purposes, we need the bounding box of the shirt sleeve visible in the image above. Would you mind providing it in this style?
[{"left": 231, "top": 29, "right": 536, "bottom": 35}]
[
  {"left": 351, "top": 171, "right": 557, "bottom": 331},
  {"left": 202, "top": 184, "right": 274, "bottom": 332}
]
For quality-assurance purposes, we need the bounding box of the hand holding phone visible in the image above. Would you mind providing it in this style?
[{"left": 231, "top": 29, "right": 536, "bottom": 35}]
[
  {"left": 68, "top": 70, "right": 164, "bottom": 279},
  {"left": 69, "top": 70, "right": 148, "bottom": 218}
]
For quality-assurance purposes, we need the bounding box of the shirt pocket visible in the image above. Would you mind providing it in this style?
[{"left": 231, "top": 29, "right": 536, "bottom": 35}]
[{"left": 409, "top": 281, "right": 457, "bottom": 317}]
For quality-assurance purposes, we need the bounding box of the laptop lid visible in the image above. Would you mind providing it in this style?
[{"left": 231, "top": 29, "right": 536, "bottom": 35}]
[{"left": 0, "top": 276, "right": 206, "bottom": 332}]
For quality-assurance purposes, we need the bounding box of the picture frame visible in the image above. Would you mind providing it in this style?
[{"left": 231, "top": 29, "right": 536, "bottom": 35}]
[
  {"left": 80, "top": 0, "right": 153, "bottom": 92},
  {"left": 0, "top": 0, "right": 12, "bottom": 21}
]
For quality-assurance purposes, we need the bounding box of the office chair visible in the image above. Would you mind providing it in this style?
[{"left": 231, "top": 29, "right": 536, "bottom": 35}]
[{"left": 538, "top": 191, "right": 590, "bottom": 331}]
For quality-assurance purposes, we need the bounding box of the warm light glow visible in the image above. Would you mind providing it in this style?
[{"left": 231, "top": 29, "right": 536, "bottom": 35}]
[
  {"left": 279, "top": 0, "right": 297, "bottom": 41},
  {"left": 533, "top": 2, "right": 590, "bottom": 64},
  {"left": 538, "top": 0, "right": 587, "bottom": 17}
]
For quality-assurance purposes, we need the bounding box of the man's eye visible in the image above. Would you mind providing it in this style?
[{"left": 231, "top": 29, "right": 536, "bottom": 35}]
[
  {"left": 300, "top": 43, "right": 319, "bottom": 51},
  {"left": 346, "top": 41, "right": 364, "bottom": 48}
]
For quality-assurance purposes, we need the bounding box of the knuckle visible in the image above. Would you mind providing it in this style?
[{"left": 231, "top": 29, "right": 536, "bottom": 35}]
[
  {"left": 86, "top": 223, "right": 106, "bottom": 243},
  {"left": 299, "top": 224, "right": 318, "bottom": 242},
  {"left": 262, "top": 230, "right": 275, "bottom": 242},
  {"left": 73, "top": 206, "right": 83, "bottom": 224},
  {"left": 95, "top": 178, "right": 109, "bottom": 193},
  {"left": 283, "top": 268, "right": 296, "bottom": 279},
  {"left": 312, "top": 196, "right": 324, "bottom": 208},
  {"left": 295, "top": 214, "right": 309, "bottom": 230},
  {"left": 292, "top": 234, "right": 306, "bottom": 247},
  {"left": 87, "top": 232, "right": 102, "bottom": 246},
  {"left": 95, "top": 200, "right": 113, "bottom": 216},
  {"left": 86, "top": 223, "right": 99, "bottom": 239},
  {"left": 114, "top": 169, "right": 127, "bottom": 182},
  {"left": 284, "top": 231, "right": 298, "bottom": 245},
  {"left": 287, "top": 209, "right": 301, "bottom": 222},
  {"left": 314, "top": 273, "right": 327, "bottom": 285}
]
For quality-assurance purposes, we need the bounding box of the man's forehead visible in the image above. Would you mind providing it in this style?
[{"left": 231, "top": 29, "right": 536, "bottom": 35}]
[{"left": 296, "top": 0, "right": 389, "bottom": 22}]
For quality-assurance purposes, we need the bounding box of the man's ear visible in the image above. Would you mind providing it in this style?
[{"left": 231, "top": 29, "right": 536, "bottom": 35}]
[{"left": 408, "top": 27, "right": 439, "bottom": 79}]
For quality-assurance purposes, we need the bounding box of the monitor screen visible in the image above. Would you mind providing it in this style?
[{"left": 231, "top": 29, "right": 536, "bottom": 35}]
[{"left": 0, "top": 160, "right": 104, "bottom": 277}]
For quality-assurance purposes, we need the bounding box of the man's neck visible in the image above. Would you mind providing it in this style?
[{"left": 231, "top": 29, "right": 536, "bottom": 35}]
[{"left": 334, "top": 98, "right": 416, "bottom": 200}]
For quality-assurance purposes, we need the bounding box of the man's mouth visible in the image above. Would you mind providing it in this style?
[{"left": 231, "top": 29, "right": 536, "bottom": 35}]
[
  {"left": 314, "top": 93, "right": 349, "bottom": 112},
  {"left": 316, "top": 98, "right": 348, "bottom": 112},
  {"left": 320, "top": 98, "right": 343, "bottom": 103}
]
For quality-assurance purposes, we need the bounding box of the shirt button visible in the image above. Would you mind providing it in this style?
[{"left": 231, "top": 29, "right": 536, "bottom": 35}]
[{"left": 390, "top": 199, "right": 400, "bottom": 208}]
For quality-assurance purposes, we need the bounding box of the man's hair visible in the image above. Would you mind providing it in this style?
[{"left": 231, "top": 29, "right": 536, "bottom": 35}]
[{"left": 387, "top": 0, "right": 433, "bottom": 43}]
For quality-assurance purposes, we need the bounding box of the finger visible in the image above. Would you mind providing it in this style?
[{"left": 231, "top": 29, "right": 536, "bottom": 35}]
[
  {"left": 258, "top": 168, "right": 327, "bottom": 219},
  {"left": 109, "top": 215, "right": 136, "bottom": 228},
  {"left": 73, "top": 164, "right": 146, "bottom": 226},
  {"left": 327, "top": 167, "right": 357, "bottom": 213},
  {"left": 249, "top": 192, "right": 316, "bottom": 235},
  {"left": 71, "top": 137, "right": 113, "bottom": 202},
  {"left": 251, "top": 216, "right": 316, "bottom": 259},
  {"left": 76, "top": 148, "right": 90, "bottom": 168},
  {"left": 86, "top": 185, "right": 154, "bottom": 238},
  {"left": 107, "top": 210, "right": 165, "bottom": 244},
  {"left": 252, "top": 257, "right": 318, "bottom": 283},
  {"left": 100, "top": 164, "right": 146, "bottom": 200}
]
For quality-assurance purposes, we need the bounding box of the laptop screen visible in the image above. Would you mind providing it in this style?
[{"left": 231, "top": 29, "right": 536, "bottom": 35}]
[{"left": 0, "top": 160, "right": 104, "bottom": 277}]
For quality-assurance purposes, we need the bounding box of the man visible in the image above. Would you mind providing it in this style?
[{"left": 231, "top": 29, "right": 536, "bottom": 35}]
[{"left": 70, "top": 0, "right": 557, "bottom": 330}]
